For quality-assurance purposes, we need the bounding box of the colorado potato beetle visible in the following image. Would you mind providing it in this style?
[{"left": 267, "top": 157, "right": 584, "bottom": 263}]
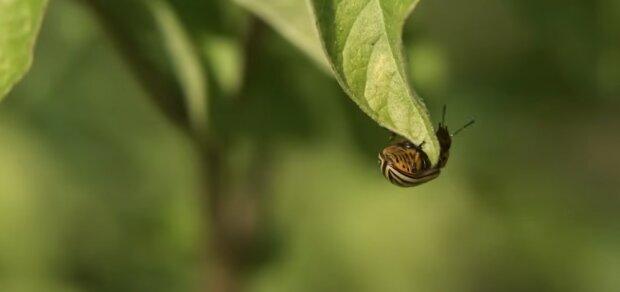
[{"left": 378, "top": 106, "right": 474, "bottom": 187}]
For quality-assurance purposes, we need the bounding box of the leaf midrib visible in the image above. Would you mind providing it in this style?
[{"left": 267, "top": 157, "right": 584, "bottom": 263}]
[{"left": 342, "top": 0, "right": 414, "bottom": 126}]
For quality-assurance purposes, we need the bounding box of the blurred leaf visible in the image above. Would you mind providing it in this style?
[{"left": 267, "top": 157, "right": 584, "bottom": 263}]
[
  {"left": 310, "top": 0, "right": 439, "bottom": 163},
  {"left": 83, "top": 0, "right": 245, "bottom": 133},
  {"left": 81, "top": 0, "right": 189, "bottom": 128},
  {"left": 201, "top": 34, "right": 243, "bottom": 97},
  {"left": 233, "top": 0, "right": 331, "bottom": 72},
  {"left": 148, "top": 0, "right": 209, "bottom": 137},
  {"left": 0, "top": 0, "right": 48, "bottom": 101},
  {"left": 166, "top": 0, "right": 246, "bottom": 98}
]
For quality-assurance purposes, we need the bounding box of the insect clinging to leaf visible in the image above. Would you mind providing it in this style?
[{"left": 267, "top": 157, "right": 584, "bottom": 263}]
[{"left": 378, "top": 106, "right": 474, "bottom": 187}]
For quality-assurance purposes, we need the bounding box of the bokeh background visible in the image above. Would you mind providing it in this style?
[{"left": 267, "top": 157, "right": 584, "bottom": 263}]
[{"left": 1, "top": 0, "right": 619, "bottom": 291}]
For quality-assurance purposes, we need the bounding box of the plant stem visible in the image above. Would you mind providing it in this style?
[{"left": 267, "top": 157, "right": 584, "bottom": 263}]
[
  {"left": 199, "top": 142, "right": 240, "bottom": 292},
  {"left": 80, "top": 2, "right": 270, "bottom": 290}
]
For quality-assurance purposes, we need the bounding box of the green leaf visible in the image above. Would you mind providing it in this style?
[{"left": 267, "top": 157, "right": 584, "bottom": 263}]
[
  {"left": 201, "top": 34, "right": 243, "bottom": 97},
  {"left": 233, "top": 0, "right": 331, "bottom": 72},
  {"left": 310, "top": 0, "right": 440, "bottom": 164},
  {"left": 148, "top": 0, "right": 209, "bottom": 138},
  {"left": 81, "top": 0, "right": 189, "bottom": 129},
  {"left": 82, "top": 0, "right": 218, "bottom": 134},
  {"left": 166, "top": 0, "right": 246, "bottom": 98},
  {"left": 0, "top": 0, "right": 48, "bottom": 101}
]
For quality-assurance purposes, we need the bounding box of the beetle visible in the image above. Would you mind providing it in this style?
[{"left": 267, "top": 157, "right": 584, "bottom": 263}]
[{"left": 378, "top": 106, "right": 474, "bottom": 187}]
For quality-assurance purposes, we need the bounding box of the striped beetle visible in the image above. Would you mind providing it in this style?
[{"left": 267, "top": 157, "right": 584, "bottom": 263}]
[{"left": 378, "top": 106, "right": 474, "bottom": 187}]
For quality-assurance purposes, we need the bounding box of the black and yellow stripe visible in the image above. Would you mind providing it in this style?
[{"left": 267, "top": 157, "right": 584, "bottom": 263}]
[{"left": 378, "top": 153, "right": 440, "bottom": 187}]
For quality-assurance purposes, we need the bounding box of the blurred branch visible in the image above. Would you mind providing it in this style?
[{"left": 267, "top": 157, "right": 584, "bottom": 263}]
[
  {"left": 204, "top": 16, "right": 273, "bottom": 292},
  {"left": 79, "top": 2, "right": 273, "bottom": 292}
]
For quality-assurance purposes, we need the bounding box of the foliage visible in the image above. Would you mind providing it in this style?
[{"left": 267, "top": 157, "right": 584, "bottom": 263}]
[
  {"left": 310, "top": 0, "right": 439, "bottom": 162},
  {"left": 3, "top": 0, "right": 440, "bottom": 163},
  {"left": 0, "top": 0, "right": 48, "bottom": 100},
  {"left": 234, "top": 0, "right": 330, "bottom": 71}
]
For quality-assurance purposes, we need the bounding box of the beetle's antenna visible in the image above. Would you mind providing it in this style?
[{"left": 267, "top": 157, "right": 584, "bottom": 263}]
[
  {"left": 441, "top": 105, "right": 447, "bottom": 126},
  {"left": 451, "top": 119, "right": 475, "bottom": 136}
]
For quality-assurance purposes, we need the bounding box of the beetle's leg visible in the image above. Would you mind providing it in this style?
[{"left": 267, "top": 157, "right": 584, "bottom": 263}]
[{"left": 403, "top": 140, "right": 425, "bottom": 149}]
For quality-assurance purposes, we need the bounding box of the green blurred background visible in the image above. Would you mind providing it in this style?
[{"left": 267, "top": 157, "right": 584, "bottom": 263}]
[{"left": 1, "top": 0, "right": 619, "bottom": 291}]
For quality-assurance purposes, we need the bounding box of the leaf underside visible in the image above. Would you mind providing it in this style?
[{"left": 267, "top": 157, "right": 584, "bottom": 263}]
[
  {"left": 234, "top": 0, "right": 331, "bottom": 72},
  {"left": 0, "top": 0, "right": 48, "bottom": 101}
]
